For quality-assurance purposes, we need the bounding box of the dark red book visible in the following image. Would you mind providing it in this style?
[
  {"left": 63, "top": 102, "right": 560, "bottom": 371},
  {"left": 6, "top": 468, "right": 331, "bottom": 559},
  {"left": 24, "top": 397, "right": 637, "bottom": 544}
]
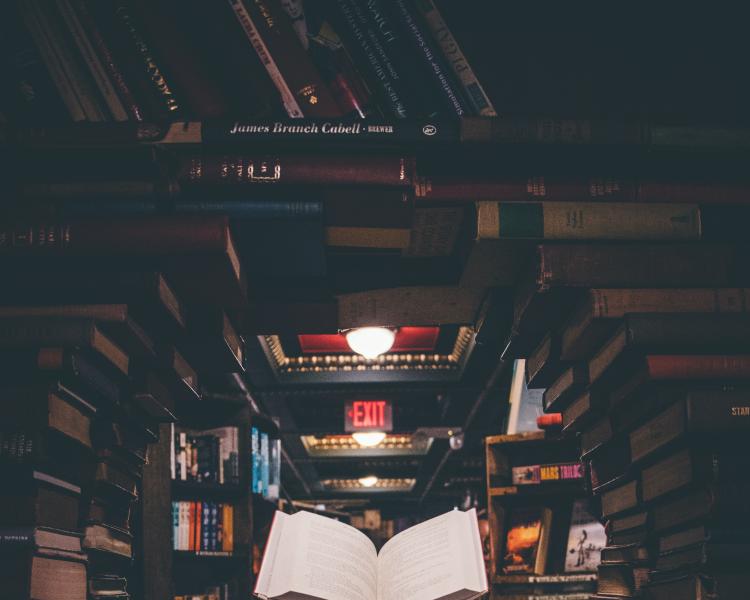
[
  {"left": 71, "top": 0, "right": 145, "bottom": 121},
  {"left": 129, "top": 0, "right": 230, "bottom": 118},
  {"left": 415, "top": 175, "right": 750, "bottom": 204},
  {"left": 176, "top": 155, "right": 415, "bottom": 187},
  {"left": 225, "top": 0, "right": 342, "bottom": 118},
  {"left": 643, "top": 355, "right": 750, "bottom": 380},
  {"left": 0, "top": 216, "right": 247, "bottom": 308}
]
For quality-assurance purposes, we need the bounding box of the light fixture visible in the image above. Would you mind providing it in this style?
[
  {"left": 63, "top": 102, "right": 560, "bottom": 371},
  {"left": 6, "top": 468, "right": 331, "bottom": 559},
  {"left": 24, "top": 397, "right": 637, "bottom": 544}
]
[
  {"left": 352, "top": 431, "right": 387, "bottom": 447},
  {"left": 358, "top": 475, "right": 379, "bottom": 488},
  {"left": 345, "top": 327, "right": 396, "bottom": 359}
]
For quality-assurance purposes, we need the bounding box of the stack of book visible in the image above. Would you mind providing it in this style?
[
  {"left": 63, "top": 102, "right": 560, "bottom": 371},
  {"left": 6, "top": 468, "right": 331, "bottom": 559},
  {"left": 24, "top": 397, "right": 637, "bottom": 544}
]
[
  {"left": 526, "top": 285, "right": 750, "bottom": 598},
  {"left": 0, "top": 317, "right": 167, "bottom": 600},
  {"left": 0, "top": 213, "right": 256, "bottom": 598}
]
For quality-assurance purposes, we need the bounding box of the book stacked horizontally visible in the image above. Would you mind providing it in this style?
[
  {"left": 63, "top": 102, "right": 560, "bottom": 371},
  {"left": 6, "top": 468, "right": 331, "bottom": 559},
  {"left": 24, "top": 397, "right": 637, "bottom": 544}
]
[
  {"left": 524, "top": 284, "right": 750, "bottom": 599},
  {"left": 0, "top": 215, "right": 251, "bottom": 599}
]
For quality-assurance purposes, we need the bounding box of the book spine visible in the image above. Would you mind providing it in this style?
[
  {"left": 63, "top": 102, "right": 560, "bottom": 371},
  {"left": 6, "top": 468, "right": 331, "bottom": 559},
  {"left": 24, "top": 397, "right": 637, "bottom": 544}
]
[
  {"left": 30, "top": 0, "right": 107, "bottom": 121},
  {"left": 55, "top": 0, "right": 129, "bottom": 121},
  {"left": 476, "top": 201, "right": 702, "bottom": 240},
  {"left": 128, "top": 0, "right": 230, "bottom": 118},
  {"left": 412, "top": 0, "right": 496, "bottom": 116},
  {"left": 387, "top": 0, "right": 468, "bottom": 116},
  {"left": 593, "top": 289, "right": 750, "bottom": 326},
  {"left": 176, "top": 155, "right": 414, "bottom": 187},
  {"left": 0, "top": 319, "right": 91, "bottom": 348},
  {"left": 71, "top": 0, "right": 144, "bottom": 121},
  {"left": 175, "top": 199, "right": 323, "bottom": 220},
  {"left": 278, "top": 1, "right": 374, "bottom": 118},
  {"left": 326, "top": 0, "right": 413, "bottom": 118},
  {"left": 646, "top": 355, "right": 750, "bottom": 379},
  {"left": 17, "top": 1, "right": 87, "bottom": 121},
  {"left": 0, "top": 5, "right": 71, "bottom": 122},
  {"left": 0, "top": 216, "right": 230, "bottom": 254},
  {"left": 227, "top": 0, "right": 341, "bottom": 118},
  {"left": 109, "top": 0, "right": 181, "bottom": 116}
]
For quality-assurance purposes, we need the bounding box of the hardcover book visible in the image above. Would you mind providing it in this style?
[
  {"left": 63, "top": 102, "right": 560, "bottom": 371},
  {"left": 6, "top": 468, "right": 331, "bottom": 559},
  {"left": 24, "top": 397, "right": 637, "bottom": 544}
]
[
  {"left": 254, "top": 509, "right": 487, "bottom": 600},
  {"left": 501, "top": 507, "right": 552, "bottom": 575},
  {"left": 564, "top": 499, "right": 606, "bottom": 572}
]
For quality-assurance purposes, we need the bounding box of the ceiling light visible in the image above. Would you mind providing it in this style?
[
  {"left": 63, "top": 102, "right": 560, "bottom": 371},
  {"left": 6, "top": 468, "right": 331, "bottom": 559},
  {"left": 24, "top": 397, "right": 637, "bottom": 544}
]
[
  {"left": 352, "top": 431, "right": 387, "bottom": 447},
  {"left": 345, "top": 327, "right": 396, "bottom": 359},
  {"left": 358, "top": 475, "right": 379, "bottom": 488}
]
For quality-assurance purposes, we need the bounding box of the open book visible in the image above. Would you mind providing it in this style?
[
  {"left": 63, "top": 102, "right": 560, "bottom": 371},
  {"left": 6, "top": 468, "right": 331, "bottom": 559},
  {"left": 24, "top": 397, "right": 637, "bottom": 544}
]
[{"left": 254, "top": 508, "right": 488, "bottom": 600}]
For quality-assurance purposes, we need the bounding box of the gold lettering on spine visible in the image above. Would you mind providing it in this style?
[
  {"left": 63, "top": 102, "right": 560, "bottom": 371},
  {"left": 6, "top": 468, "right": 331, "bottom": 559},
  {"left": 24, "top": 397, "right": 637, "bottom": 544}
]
[{"left": 115, "top": 6, "right": 179, "bottom": 113}]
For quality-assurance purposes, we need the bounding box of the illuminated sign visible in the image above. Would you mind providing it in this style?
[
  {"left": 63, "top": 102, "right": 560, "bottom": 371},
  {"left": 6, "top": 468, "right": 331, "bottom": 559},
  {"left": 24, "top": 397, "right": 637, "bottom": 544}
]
[{"left": 345, "top": 400, "right": 393, "bottom": 432}]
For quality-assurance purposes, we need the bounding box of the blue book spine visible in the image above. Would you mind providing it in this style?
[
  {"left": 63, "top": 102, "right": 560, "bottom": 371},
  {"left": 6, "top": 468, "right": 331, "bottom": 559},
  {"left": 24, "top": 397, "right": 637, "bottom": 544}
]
[
  {"left": 251, "top": 427, "right": 260, "bottom": 494},
  {"left": 260, "top": 432, "right": 269, "bottom": 498},
  {"left": 174, "top": 199, "right": 324, "bottom": 219}
]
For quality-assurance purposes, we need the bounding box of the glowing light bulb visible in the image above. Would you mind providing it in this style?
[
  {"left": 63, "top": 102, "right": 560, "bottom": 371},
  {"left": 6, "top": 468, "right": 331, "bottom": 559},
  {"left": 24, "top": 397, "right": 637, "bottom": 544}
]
[
  {"left": 352, "top": 431, "right": 387, "bottom": 447},
  {"left": 358, "top": 475, "right": 379, "bottom": 488},
  {"left": 345, "top": 327, "right": 396, "bottom": 359}
]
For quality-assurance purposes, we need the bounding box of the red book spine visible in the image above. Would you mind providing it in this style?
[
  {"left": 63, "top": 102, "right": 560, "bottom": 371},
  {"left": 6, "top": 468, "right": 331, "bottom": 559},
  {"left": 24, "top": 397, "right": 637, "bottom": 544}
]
[
  {"left": 72, "top": 0, "right": 144, "bottom": 121},
  {"left": 188, "top": 501, "right": 196, "bottom": 552},
  {"left": 226, "top": 0, "right": 342, "bottom": 118},
  {"left": 0, "top": 216, "right": 230, "bottom": 255},
  {"left": 646, "top": 355, "right": 750, "bottom": 379},
  {"left": 536, "top": 413, "right": 563, "bottom": 429},
  {"left": 129, "top": 0, "right": 230, "bottom": 118},
  {"left": 417, "top": 176, "right": 750, "bottom": 204},
  {"left": 177, "top": 155, "right": 415, "bottom": 187}
]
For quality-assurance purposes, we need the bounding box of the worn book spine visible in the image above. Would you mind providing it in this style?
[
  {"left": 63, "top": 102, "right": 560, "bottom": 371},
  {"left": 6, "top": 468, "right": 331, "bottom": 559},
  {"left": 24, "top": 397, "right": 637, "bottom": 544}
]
[
  {"left": 0, "top": 4, "right": 71, "bottom": 122},
  {"left": 71, "top": 0, "right": 144, "bottom": 120},
  {"left": 412, "top": 0, "right": 496, "bottom": 116},
  {"left": 601, "top": 479, "right": 639, "bottom": 518},
  {"left": 18, "top": 1, "right": 87, "bottom": 121},
  {"left": 477, "top": 201, "right": 701, "bottom": 240},
  {"left": 535, "top": 243, "right": 733, "bottom": 289},
  {"left": 562, "top": 288, "right": 750, "bottom": 361},
  {"left": 386, "top": 0, "right": 468, "bottom": 116},
  {"left": 108, "top": 0, "right": 181, "bottom": 116},
  {"left": 30, "top": 0, "right": 107, "bottom": 121},
  {"left": 55, "top": 0, "right": 129, "bottom": 121},
  {"left": 326, "top": 0, "right": 413, "bottom": 118},
  {"left": 226, "top": 0, "right": 341, "bottom": 118},
  {"left": 176, "top": 155, "right": 415, "bottom": 187},
  {"left": 645, "top": 355, "right": 750, "bottom": 380},
  {"left": 129, "top": 0, "right": 229, "bottom": 118},
  {"left": 0, "top": 216, "right": 231, "bottom": 255}
]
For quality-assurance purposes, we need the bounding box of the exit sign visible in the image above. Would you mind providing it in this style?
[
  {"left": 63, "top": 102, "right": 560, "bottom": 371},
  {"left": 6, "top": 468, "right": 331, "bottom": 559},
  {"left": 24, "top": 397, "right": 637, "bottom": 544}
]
[{"left": 345, "top": 400, "right": 393, "bottom": 432}]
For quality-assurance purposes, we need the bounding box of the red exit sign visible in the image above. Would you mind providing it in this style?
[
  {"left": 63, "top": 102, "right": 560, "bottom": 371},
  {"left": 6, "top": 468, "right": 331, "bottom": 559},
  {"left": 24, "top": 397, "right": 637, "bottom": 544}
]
[{"left": 345, "top": 400, "right": 393, "bottom": 432}]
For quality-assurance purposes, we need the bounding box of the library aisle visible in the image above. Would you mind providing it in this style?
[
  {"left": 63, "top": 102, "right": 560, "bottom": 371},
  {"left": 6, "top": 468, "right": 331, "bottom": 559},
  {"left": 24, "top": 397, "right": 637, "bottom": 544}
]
[{"left": 1, "top": 2, "right": 749, "bottom": 600}]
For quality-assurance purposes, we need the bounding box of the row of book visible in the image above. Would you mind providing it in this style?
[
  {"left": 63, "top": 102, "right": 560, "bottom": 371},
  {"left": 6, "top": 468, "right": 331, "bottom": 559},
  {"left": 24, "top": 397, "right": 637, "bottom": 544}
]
[
  {"left": 174, "top": 586, "right": 230, "bottom": 600},
  {"left": 524, "top": 284, "right": 750, "bottom": 596},
  {"left": 171, "top": 501, "right": 235, "bottom": 554},
  {"left": 251, "top": 427, "right": 281, "bottom": 501},
  {"left": 2, "top": 0, "right": 495, "bottom": 123},
  {"left": 171, "top": 425, "right": 240, "bottom": 486}
]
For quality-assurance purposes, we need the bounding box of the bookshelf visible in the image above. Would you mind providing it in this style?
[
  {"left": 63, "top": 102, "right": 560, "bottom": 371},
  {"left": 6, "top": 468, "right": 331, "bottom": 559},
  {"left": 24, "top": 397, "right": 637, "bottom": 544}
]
[{"left": 485, "top": 432, "right": 600, "bottom": 599}]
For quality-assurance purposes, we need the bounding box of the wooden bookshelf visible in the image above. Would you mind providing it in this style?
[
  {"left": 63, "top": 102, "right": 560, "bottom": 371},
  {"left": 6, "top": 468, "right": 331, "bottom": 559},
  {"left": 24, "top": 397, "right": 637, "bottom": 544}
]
[{"left": 485, "top": 432, "right": 597, "bottom": 599}]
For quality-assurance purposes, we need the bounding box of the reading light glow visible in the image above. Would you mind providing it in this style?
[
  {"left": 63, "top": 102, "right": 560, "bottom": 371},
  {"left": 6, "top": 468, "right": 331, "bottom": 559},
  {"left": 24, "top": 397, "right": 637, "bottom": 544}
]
[
  {"left": 358, "top": 475, "right": 379, "bottom": 488},
  {"left": 352, "top": 431, "right": 387, "bottom": 447},
  {"left": 345, "top": 327, "right": 396, "bottom": 359}
]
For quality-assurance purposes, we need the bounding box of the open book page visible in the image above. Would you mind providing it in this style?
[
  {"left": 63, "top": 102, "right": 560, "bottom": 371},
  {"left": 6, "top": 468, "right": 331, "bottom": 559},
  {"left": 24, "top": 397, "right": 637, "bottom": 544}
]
[
  {"left": 256, "top": 510, "right": 378, "bottom": 600},
  {"left": 376, "top": 509, "right": 487, "bottom": 600}
]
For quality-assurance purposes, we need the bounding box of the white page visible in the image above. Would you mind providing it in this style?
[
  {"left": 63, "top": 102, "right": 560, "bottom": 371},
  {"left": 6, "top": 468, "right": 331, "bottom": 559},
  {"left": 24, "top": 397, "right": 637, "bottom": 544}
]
[
  {"left": 376, "top": 509, "right": 484, "bottom": 600},
  {"left": 279, "top": 511, "right": 378, "bottom": 600}
]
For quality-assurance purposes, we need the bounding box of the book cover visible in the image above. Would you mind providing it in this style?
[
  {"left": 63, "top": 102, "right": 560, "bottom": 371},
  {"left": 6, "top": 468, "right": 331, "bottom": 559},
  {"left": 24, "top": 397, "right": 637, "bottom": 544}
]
[
  {"left": 501, "top": 507, "right": 551, "bottom": 574},
  {"left": 251, "top": 426, "right": 260, "bottom": 494},
  {"left": 565, "top": 499, "right": 606, "bottom": 572}
]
